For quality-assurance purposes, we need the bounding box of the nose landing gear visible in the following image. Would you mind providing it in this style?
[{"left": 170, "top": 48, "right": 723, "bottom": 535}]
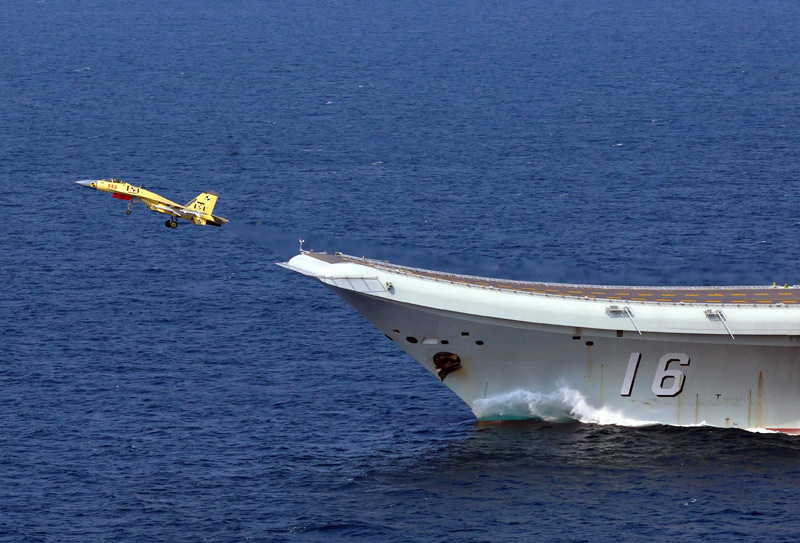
[
  {"left": 125, "top": 201, "right": 132, "bottom": 215},
  {"left": 164, "top": 219, "right": 178, "bottom": 228}
]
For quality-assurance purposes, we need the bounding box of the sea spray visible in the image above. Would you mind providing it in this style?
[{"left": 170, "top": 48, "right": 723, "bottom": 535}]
[{"left": 473, "top": 387, "right": 658, "bottom": 427}]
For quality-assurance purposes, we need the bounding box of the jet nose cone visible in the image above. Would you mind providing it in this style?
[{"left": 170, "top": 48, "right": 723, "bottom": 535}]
[{"left": 76, "top": 180, "right": 97, "bottom": 188}]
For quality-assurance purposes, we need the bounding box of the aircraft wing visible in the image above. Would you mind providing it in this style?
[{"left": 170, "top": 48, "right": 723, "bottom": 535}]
[
  {"left": 150, "top": 203, "right": 228, "bottom": 226},
  {"left": 150, "top": 204, "right": 203, "bottom": 218}
]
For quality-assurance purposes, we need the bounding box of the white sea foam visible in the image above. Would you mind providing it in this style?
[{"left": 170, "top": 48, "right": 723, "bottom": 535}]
[
  {"left": 473, "top": 387, "right": 658, "bottom": 427},
  {"left": 678, "top": 423, "right": 785, "bottom": 434},
  {"left": 745, "top": 427, "right": 780, "bottom": 434}
]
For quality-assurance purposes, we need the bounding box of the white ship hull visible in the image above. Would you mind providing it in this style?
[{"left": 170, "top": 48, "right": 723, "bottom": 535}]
[{"left": 281, "top": 252, "right": 800, "bottom": 432}]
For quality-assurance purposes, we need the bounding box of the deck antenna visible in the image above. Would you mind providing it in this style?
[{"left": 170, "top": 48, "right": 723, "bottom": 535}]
[
  {"left": 606, "top": 305, "right": 642, "bottom": 335},
  {"left": 704, "top": 309, "right": 735, "bottom": 339},
  {"left": 299, "top": 238, "right": 305, "bottom": 252}
]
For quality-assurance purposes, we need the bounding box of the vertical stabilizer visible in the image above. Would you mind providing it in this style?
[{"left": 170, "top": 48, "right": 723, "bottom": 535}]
[{"left": 185, "top": 191, "right": 218, "bottom": 215}]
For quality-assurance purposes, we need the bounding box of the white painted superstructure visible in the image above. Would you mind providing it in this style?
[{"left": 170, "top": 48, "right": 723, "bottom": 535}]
[{"left": 280, "top": 251, "right": 800, "bottom": 432}]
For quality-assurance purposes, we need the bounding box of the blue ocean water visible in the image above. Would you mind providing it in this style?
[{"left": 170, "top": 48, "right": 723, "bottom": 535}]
[{"left": 3, "top": 0, "right": 800, "bottom": 540}]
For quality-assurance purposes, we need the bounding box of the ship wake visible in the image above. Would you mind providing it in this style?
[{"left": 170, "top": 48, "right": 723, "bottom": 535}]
[{"left": 473, "top": 387, "right": 658, "bottom": 427}]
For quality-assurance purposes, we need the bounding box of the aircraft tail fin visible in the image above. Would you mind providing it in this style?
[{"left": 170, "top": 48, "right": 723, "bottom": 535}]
[{"left": 185, "top": 191, "right": 219, "bottom": 215}]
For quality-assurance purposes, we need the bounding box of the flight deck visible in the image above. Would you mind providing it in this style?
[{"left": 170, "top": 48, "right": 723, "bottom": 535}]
[{"left": 302, "top": 251, "right": 800, "bottom": 306}]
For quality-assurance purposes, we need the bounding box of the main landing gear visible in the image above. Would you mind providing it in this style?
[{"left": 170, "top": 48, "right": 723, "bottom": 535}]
[{"left": 164, "top": 219, "right": 178, "bottom": 229}]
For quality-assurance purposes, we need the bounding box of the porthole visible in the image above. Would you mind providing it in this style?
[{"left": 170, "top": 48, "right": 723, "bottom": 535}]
[
  {"left": 475, "top": 340, "right": 484, "bottom": 346},
  {"left": 572, "top": 336, "right": 580, "bottom": 340},
  {"left": 461, "top": 332, "right": 470, "bottom": 336},
  {"left": 586, "top": 341, "right": 594, "bottom": 346},
  {"left": 441, "top": 340, "right": 449, "bottom": 345},
  {"left": 616, "top": 330, "right": 623, "bottom": 338},
  {"left": 406, "top": 337, "right": 418, "bottom": 344}
]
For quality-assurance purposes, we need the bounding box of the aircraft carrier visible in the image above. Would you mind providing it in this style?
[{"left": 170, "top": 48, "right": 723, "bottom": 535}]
[{"left": 280, "top": 250, "right": 800, "bottom": 433}]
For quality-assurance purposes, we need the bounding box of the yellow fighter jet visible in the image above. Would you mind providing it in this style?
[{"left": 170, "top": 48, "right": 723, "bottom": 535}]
[{"left": 76, "top": 179, "right": 228, "bottom": 228}]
